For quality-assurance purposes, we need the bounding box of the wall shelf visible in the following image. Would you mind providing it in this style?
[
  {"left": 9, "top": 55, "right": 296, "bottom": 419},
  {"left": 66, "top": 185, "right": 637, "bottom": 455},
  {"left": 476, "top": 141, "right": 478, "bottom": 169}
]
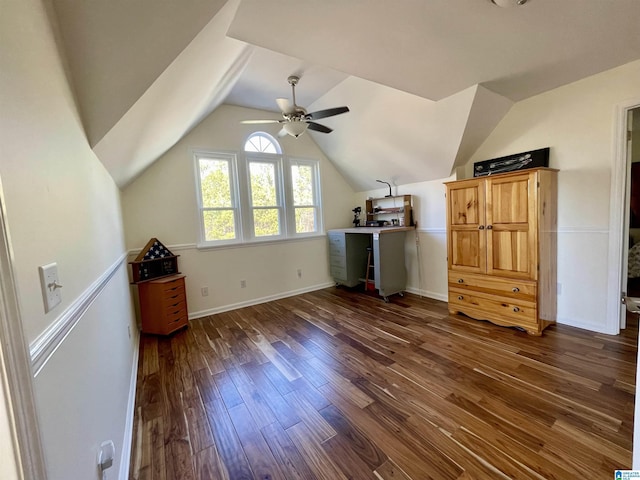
[{"left": 365, "top": 195, "right": 414, "bottom": 227}]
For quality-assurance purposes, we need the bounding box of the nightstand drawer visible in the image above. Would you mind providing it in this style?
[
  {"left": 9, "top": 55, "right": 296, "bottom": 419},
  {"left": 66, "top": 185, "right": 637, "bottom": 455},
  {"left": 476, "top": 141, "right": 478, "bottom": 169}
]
[
  {"left": 165, "top": 305, "right": 187, "bottom": 322},
  {"left": 161, "top": 291, "right": 185, "bottom": 307}
]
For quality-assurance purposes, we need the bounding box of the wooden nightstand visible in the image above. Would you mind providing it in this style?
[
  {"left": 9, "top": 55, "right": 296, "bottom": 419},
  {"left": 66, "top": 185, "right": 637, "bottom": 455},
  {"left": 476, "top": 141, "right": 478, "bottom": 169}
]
[{"left": 137, "top": 274, "right": 188, "bottom": 335}]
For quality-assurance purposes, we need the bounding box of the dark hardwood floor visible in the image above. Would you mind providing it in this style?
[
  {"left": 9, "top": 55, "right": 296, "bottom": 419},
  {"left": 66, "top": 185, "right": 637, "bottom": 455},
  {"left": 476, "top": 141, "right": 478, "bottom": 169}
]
[{"left": 129, "top": 287, "right": 637, "bottom": 479}]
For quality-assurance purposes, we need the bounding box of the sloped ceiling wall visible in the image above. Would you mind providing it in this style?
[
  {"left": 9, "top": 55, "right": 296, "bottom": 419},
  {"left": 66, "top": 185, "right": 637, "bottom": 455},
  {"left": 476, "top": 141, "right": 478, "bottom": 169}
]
[
  {"left": 52, "top": 0, "right": 229, "bottom": 146},
  {"left": 308, "top": 80, "right": 511, "bottom": 192},
  {"left": 92, "top": 1, "right": 251, "bottom": 187},
  {"left": 49, "top": 0, "right": 640, "bottom": 190}
]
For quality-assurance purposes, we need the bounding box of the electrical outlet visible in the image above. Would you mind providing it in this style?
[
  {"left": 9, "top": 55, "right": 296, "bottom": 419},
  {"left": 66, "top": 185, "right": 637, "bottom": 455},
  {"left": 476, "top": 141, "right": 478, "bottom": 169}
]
[
  {"left": 38, "top": 263, "right": 62, "bottom": 313},
  {"left": 240, "top": 280, "right": 246, "bottom": 288},
  {"left": 297, "top": 269, "right": 303, "bottom": 279},
  {"left": 201, "top": 286, "right": 209, "bottom": 296},
  {"left": 127, "top": 325, "right": 131, "bottom": 339}
]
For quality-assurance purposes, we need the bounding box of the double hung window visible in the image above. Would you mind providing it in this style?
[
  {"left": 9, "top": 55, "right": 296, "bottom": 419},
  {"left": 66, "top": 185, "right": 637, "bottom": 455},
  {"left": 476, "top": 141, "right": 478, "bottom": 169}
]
[{"left": 195, "top": 133, "right": 322, "bottom": 247}]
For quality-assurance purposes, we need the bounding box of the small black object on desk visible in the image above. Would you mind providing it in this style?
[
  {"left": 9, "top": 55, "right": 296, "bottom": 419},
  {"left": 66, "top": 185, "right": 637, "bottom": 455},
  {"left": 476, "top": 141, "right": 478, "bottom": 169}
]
[{"left": 352, "top": 206, "right": 362, "bottom": 227}]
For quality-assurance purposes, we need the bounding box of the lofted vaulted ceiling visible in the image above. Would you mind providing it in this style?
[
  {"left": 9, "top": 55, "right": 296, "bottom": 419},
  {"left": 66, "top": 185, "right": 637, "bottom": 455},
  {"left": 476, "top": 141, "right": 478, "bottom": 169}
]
[{"left": 50, "top": 0, "right": 640, "bottom": 191}]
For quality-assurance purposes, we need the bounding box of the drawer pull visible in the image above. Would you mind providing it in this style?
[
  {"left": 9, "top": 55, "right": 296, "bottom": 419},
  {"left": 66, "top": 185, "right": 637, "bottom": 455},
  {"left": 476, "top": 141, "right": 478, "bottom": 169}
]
[
  {"left": 513, "top": 307, "right": 520, "bottom": 312},
  {"left": 457, "top": 295, "right": 464, "bottom": 300},
  {"left": 457, "top": 278, "right": 464, "bottom": 284},
  {"left": 487, "top": 225, "right": 493, "bottom": 230},
  {"left": 478, "top": 225, "right": 485, "bottom": 230},
  {"left": 512, "top": 287, "right": 520, "bottom": 293}
]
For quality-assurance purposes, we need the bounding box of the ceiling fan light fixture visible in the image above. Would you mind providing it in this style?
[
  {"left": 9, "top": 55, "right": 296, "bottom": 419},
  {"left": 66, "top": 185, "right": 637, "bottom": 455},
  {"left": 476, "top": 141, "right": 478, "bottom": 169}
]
[
  {"left": 283, "top": 121, "right": 308, "bottom": 138},
  {"left": 490, "top": 0, "right": 528, "bottom": 7}
]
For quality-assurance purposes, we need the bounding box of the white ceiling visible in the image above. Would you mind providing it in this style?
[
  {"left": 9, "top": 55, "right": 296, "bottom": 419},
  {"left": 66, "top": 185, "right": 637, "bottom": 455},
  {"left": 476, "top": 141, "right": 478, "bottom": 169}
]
[{"left": 50, "top": 0, "right": 640, "bottom": 191}]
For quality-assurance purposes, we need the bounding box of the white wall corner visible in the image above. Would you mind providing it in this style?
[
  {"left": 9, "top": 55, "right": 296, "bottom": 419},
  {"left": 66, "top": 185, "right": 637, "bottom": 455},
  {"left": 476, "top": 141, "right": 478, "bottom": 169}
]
[{"left": 118, "top": 328, "right": 140, "bottom": 480}]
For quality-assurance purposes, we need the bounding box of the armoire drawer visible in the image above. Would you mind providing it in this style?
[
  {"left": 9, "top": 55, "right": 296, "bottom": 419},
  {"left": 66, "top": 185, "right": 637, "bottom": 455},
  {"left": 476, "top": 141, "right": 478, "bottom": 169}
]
[
  {"left": 448, "top": 271, "right": 536, "bottom": 301},
  {"left": 449, "top": 287, "right": 538, "bottom": 328}
]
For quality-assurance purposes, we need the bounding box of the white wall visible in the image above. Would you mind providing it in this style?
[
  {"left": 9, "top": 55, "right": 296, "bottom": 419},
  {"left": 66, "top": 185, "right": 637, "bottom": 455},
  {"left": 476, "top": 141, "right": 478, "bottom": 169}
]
[
  {"left": 121, "top": 104, "right": 357, "bottom": 316},
  {"left": 0, "top": 0, "right": 138, "bottom": 478}
]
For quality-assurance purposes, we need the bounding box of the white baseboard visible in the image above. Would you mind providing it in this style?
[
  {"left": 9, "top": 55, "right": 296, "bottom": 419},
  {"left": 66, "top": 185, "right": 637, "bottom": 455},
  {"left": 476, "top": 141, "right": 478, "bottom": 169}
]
[
  {"left": 404, "top": 287, "right": 448, "bottom": 302},
  {"left": 555, "top": 315, "right": 618, "bottom": 335},
  {"left": 190, "top": 283, "right": 448, "bottom": 319},
  {"left": 189, "top": 282, "right": 335, "bottom": 319},
  {"left": 119, "top": 329, "right": 140, "bottom": 480}
]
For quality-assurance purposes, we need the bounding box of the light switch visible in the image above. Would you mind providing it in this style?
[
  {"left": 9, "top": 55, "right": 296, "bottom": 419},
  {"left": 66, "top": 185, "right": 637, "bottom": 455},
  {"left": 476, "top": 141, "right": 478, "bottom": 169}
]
[{"left": 38, "top": 263, "right": 62, "bottom": 313}]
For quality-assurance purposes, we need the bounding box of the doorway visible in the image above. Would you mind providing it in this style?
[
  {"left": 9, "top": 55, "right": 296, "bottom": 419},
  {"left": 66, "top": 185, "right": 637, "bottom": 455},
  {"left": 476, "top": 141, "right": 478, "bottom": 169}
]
[
  {"left": 0, "top": 187, "right": 47, "bottom": 478},
  {"left": 621, "top": 107, "right": 640, "bottom": 329},
  {"left": 627, "top": 108, "right": 640, "bottom": 286}
]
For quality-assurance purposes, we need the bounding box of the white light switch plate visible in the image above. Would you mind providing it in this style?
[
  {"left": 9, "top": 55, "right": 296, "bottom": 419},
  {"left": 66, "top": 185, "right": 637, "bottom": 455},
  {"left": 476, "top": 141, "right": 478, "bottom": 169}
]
[{"left": 39, "top": 263, "right": 61, "bottom": 313}]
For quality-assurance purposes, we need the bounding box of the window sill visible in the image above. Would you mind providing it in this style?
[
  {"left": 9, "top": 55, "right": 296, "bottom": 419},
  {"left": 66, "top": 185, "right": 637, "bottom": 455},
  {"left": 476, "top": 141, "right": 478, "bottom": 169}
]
[{"left": 196, "top": 233, "right": 327, "bottom": 252}]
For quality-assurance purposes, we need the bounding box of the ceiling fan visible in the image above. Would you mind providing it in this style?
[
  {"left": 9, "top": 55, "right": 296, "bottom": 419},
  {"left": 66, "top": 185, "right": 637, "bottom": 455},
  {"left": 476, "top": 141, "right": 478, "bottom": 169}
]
[{"left": 241, "top": 75, "right": 350, "bottom": 138}]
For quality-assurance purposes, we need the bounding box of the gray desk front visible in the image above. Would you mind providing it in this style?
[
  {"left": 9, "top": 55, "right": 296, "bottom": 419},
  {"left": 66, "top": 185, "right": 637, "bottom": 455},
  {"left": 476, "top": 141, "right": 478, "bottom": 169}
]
[{"left": 328, "top": 227, "right": 412, "bottom": 301}]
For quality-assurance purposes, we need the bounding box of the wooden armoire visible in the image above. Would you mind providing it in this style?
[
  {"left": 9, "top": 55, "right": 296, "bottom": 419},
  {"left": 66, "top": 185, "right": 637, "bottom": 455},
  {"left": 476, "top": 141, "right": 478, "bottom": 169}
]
[{"left": 445, "top": 168, "right": 558, "bottom": 335}]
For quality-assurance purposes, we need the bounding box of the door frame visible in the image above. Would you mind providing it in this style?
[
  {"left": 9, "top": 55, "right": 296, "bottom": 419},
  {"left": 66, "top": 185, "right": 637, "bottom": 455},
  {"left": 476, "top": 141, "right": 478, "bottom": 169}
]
[
  {"left": 607, "top": 97, "right": 640, "bottom": 334},
  {"left": 0, "top": 180, "right": 47, "bottom": 478}
]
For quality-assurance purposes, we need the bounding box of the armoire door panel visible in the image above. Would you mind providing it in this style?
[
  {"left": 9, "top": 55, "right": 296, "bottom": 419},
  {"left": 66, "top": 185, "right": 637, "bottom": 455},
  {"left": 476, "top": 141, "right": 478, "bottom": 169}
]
[
  {"left": 449, "top": 185, "right": 483, "bottom": 226},
  {"left": 450, "top": 230, "right": 483, "bottom": 270},
  {"left": 487, "top": 176, "right": 530, "bottom": 225},
  {"left": 489, "top": 230, "right": 531, "bottom": 276}
]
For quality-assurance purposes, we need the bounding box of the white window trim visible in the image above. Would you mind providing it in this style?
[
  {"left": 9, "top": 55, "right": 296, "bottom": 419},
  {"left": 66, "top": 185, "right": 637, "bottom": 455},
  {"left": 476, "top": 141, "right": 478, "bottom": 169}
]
[
  {"left": 244, "top": 153, "right": 286, "bottom": 242},
  {"left": 194, "top": 148, "right": 324, "bottom": 248},
  {"left": 286, "top": 157, "right": 324, "bottom": 237},
  {"left": 194, "top": 150, "right": 243, "bottom": 247}
]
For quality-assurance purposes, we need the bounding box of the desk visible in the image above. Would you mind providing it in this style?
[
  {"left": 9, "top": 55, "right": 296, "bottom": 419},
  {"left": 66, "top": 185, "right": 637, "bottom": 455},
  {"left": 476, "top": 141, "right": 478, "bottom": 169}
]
[{"left": 327, "top": 227, "right": 413, "bottom": 301}]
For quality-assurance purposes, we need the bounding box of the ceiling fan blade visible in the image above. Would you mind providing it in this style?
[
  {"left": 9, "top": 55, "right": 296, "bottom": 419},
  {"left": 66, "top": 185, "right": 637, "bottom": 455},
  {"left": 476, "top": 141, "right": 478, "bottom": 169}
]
[
  {"left": 306, "top": 106, "right": 350, "bottom": 120},
  {"left": 276, "top": 98, "right": 296, "bottom": 115},
  {"left": 241, "top": 119, "right": 282, "bottom": 124},
  {"left": 307, "top": 122, "right": 333, "bottom": 134}
]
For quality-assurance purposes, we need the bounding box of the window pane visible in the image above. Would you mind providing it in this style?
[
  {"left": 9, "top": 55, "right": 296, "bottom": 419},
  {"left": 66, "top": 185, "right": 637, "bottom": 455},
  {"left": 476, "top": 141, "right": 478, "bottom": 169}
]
[
  {"left": 291, "top": 164, "right": 314, "bottom": 205},
  {"left": 250, "top": 162, "right": 277, "bottom": 206},
  {"left": 203, "top": 210, "right": 236, "bottom": 241},
  {"left": 245, "top": 134, "right": 278, "bottom": 153},
  {"left": 253, "top": 209, "right": 280, "bottom": 237},
  {"left": 200, "top": 159, "right": 232, "bottom": 208},
  {"left": 295, "top": 207, "right": 316, "bottom": 233}
]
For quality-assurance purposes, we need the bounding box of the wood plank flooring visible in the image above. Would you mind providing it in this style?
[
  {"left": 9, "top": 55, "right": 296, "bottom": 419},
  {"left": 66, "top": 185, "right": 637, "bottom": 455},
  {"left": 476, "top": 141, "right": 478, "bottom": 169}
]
[{"left": 129, "top": 287, "right": 637, "bottom": 479}]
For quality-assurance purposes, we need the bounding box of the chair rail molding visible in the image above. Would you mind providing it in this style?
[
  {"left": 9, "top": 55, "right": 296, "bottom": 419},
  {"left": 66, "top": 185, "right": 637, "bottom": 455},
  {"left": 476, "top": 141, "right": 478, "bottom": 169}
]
[{"left": 29, "top": 253, "right": 128, "bottom": 377}]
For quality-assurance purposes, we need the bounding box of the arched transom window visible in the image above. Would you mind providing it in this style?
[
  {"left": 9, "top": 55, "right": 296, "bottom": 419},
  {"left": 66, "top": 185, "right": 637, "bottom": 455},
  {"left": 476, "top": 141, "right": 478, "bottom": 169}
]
[{"left": 244, "top": 132, "right": 281, "bottom": 154}]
